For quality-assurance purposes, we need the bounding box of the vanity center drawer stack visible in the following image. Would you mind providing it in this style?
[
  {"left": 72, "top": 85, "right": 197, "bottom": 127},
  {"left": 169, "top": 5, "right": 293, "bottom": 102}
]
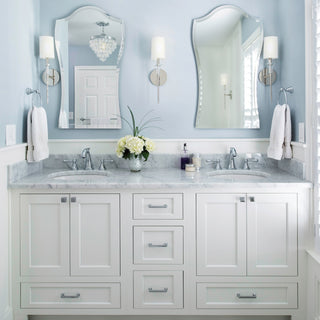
[{"left": 132, "top": 193, "right": 184, "bottom": 309}]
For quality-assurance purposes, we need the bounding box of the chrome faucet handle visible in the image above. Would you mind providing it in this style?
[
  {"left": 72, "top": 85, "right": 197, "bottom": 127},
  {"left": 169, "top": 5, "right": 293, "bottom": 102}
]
[
  {"left": 243, "top": 159, "right": 250, "bottom": 170},
  {"left": 213, "top": 159, "right": 222, "bottom": 170},
  {"left": 98, "top": 159, "right": 114, "bottom": 170},
  {"left": 98, "top": 160, "right": 105, "bottom": 170},
  {"left": 243, "top": 157, "right": 259, "bottom": 170},
  {"left": 205, "top": 159, "right": 222, "bottom": 170},
  {"left": 63, "top": 159, "right": 78, "bottom": 170}
]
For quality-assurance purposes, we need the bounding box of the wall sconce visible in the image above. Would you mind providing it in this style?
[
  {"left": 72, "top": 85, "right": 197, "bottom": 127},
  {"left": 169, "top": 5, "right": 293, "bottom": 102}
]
[
  {"left": 149, "top": 36, "right": 167, "bottom": 104},
  {"left": 39, "top": 36, "right": 60, "bottom": 104},
  {"left": 220, "top": 73, "right": 232, "bottom": 109},
  {"left": 258, "top": 36, "right": 278, "bottom": 99}
]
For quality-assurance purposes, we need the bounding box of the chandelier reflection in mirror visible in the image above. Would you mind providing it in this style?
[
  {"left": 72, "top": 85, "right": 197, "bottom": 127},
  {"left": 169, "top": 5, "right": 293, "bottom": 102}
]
[{"left": 89, "top": 22, "right": 117, "bottom": 62}]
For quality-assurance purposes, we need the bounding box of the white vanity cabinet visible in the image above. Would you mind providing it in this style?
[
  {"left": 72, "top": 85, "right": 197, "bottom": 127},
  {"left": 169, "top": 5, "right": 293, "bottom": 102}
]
[
  {"left": 20, "top": 193, "right": 120, "bottom": 277},
  {"left": 197, "top": 193, "right": 247, "bottom": 276},
  {"left": 11, "top": 186, "right": 309, "bottom": 320},
  {"left": 20, "top": 194, "right": 70, "bottom": 276},
  {"left": 70, "top": 194, "right": 120, "bottom": 276},
  {"left": 197, "top": 193, "right": 298, "bottom": 276},
  {"left": 247, "top": 193, "right": 297, "bottom": 276}
]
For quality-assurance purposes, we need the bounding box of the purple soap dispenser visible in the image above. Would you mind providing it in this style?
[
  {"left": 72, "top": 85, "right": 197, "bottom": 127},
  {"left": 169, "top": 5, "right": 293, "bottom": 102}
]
[{"left": 180, "top": 143, "right": 190, "bottom": 170}]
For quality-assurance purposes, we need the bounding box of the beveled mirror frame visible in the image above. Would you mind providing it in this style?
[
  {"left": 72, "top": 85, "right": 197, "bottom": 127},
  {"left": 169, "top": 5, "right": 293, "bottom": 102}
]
[
  {"left": 55, "top": 6, "right": 125, "bottom": 129},
  {"left": 192, "top": 5, "right": 263, "bottom": 129}
]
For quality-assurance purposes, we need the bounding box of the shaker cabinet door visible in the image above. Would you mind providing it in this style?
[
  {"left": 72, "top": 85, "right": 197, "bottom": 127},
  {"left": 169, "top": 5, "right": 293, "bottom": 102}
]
[
  {"left": 70, "top": 194, "right": 120, "bottom": 276},
  {"left": 247, "top": 193, "right": 298, "bottom": 276},
  {"left": 20, "top": 194, "right": 70, "bottom": 276},
  {"left": 197, "top": 194, "right": 246, "bottom": 276}
]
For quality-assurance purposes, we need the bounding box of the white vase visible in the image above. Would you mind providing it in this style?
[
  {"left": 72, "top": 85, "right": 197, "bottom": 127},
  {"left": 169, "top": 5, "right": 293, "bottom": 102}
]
[{"left": 129, "top": 155, "right": 142, "bottom": 172}]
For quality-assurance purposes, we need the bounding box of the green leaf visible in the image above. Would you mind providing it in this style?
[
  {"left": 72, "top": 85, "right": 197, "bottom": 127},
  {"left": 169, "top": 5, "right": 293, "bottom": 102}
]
[
  {"left": 141, "top": 150, "right": 149, "bottom": 161},
  {"left": 122, "top": 149, "right": 131, "bottom": 160},
  {"left": 127, "top": 106, "right": 136, "bottom": 136}
]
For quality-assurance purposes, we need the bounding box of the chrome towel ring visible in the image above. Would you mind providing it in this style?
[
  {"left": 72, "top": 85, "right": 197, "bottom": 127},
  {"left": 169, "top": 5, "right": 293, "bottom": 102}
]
[
  {"left": 26, "top": 88, "right": 43, "bottom": 107},
  {"left": 278, "top": 86, "right": 294, "bottom": 105}
]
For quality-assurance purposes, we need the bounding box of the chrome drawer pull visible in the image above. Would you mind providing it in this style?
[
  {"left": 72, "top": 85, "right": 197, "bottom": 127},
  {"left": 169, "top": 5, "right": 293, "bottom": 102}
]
[
  {"left": 148, "top": 287, "right": 168, "bottom": 293},
  {"left": 239, "top": 197, "right": 245, "bottom": 202},
  {"left": 60, "top": 293, "right": 80, "bottom": 299},
  {"left": 148, "top": 204, "right": 168, "bottom": 209},
  {"left": 148, "top": 242, "right": 168, "bottom": 248},
  {"left": 236, "top": 293, "right": 257, "bottom": 299},
  {"left": 249, "top": 196, "right": 255, "bottom": 202},
  {"left": 70, "top": 197, "right": 77, "bottom": 203},
  {"left": 61, "top": 197, "right": 68, "bottom": 203}
]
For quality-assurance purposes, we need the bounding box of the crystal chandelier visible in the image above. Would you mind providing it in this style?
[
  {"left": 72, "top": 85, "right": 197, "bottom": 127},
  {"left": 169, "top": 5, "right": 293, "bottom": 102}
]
[{"left": 89, "top": 22, "right": 117, "bottom": 62}]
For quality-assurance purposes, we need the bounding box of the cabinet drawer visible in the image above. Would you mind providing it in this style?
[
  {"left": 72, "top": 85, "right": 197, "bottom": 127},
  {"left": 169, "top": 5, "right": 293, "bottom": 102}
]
[
  {"left": 133, "top": 194, "right": 183, "bottom": 220},
  {"left": 197, "top": 282, "right": 297, "bottom": 309},
  {"left": 134, "top": 226, "right": 183, "bottom": 264},
  {"left": 134, "top": 271, "right": 183, "bottom": 308},
  {"left": 21, "top": 283, "right": 120, "bottom": 309}
]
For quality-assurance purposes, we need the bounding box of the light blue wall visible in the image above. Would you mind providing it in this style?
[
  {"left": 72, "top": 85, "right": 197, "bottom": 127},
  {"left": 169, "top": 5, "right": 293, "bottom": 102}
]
[
  {"left": 278, "top": 0, "right": 305, "bottom": 141},
  {"left": 36, "top": 0, "right": 304, "bottom": 140},
  {"left": 0, "top": 0, "right": 40, "bottom": 148}
]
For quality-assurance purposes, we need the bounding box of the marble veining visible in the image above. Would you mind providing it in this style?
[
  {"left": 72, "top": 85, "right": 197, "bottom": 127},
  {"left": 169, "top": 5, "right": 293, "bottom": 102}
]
[
  {"left": 8, "top": 152, "right": 306, "bottom": 188},
  {"left": 9, "top": 166, "right": 311, "bottom": 190}
]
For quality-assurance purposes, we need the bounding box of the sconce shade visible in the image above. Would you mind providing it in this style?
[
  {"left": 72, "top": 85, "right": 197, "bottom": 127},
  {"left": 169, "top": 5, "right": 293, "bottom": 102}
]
[
  {"left": 263, "top": 36, "right": 278, "bottom": 60},
  {"left": 151, "top": 36, "right": 166, "bottom": 61},
  {"left": 220, "top": 73, "right": 228, "bottom": 86},
  {"left": 39, "top": 36, "right": 55, "bottom": 59}
]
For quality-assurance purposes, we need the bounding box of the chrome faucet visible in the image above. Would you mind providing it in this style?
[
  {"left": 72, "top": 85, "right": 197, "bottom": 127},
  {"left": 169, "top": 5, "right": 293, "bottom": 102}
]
[
  {"left": 81, "top": 147, "right": 94, "bottom": 170},
  {"left": 227, "top": 147, "right": 237, "bottom": 169}
]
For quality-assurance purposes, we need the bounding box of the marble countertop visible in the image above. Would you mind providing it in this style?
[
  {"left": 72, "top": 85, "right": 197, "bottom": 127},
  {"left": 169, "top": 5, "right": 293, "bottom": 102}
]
[{"left": 9, "top": 167, "right": 312, "bottom": 190}]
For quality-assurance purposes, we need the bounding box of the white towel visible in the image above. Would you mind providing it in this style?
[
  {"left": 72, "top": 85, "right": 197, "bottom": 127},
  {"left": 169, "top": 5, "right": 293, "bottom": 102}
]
[
  {"left": 267, "top": 104, "right": 292, "bottom": 160},
  {"left": 26, "top": 106, "right": 35, "bottom": 162},
  {"left": 31, "top": 107, "right": 49, "bottom": 162},
  {"left": 283, "top": 106, "right": 292, "bottom": 158}
]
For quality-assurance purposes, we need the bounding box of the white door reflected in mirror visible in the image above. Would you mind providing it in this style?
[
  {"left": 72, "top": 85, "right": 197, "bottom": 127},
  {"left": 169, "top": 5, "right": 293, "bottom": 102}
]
[
  {"left": 74, "top": 66, "right": 121, "bottom": 129},
  {"left": 55, "top": 6, "right": 125, "bottom": 129}
]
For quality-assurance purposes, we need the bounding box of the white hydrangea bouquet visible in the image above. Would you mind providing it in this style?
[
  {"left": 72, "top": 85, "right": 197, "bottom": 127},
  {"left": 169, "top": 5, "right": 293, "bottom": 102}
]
[{"left": 116, "top": 107, "right": 158, "bottom": 171}]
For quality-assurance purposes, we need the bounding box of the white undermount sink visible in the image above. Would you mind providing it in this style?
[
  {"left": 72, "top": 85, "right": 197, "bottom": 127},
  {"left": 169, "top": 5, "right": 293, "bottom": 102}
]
[
  {"left": 207, "top": 170, "right": 270, "bottom": 180},
  {"left": 48, "top": 170, "right": 109, "bottom": 181}
]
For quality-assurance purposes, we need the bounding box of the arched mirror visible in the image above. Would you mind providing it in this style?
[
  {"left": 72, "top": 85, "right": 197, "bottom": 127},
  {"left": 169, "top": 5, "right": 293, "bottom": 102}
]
[
  {"left": 192, "top": 5, "right": 263, "bottom": 129},
  {"left": 55, "top": 6, "right": 125, "bottom": 129}
]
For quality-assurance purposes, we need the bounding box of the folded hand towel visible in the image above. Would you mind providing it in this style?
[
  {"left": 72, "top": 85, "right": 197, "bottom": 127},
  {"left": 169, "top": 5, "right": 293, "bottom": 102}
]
[
  {"left": 26, "top": 107, "right": 34, "bottom": 162},
  {"left": 267, "top": 104, "right": 292, "bottom": 160},
  {"left": 31, "top": 107, "right": 49, "bottom": 162},
  {"left": 283, "top": 105, "right": 292, "bottom": 159}
]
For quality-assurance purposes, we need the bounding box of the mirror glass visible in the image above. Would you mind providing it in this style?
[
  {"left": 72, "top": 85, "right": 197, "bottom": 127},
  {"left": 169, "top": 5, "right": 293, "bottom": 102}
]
[
  {"left": 192, "top": 5, "right": 263, "bottom": 129},
  {"left": 55, "top": 6, "right": 125, "bottom": 129}
]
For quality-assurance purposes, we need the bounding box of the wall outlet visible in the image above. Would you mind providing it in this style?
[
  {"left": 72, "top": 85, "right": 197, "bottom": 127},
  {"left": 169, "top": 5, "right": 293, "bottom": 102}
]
[
  {"left": 6, "top": 124, "right": 16, "bottom": 146},
  {"left": 298, "top": 122, "right": 305, "bottom": 143}
]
